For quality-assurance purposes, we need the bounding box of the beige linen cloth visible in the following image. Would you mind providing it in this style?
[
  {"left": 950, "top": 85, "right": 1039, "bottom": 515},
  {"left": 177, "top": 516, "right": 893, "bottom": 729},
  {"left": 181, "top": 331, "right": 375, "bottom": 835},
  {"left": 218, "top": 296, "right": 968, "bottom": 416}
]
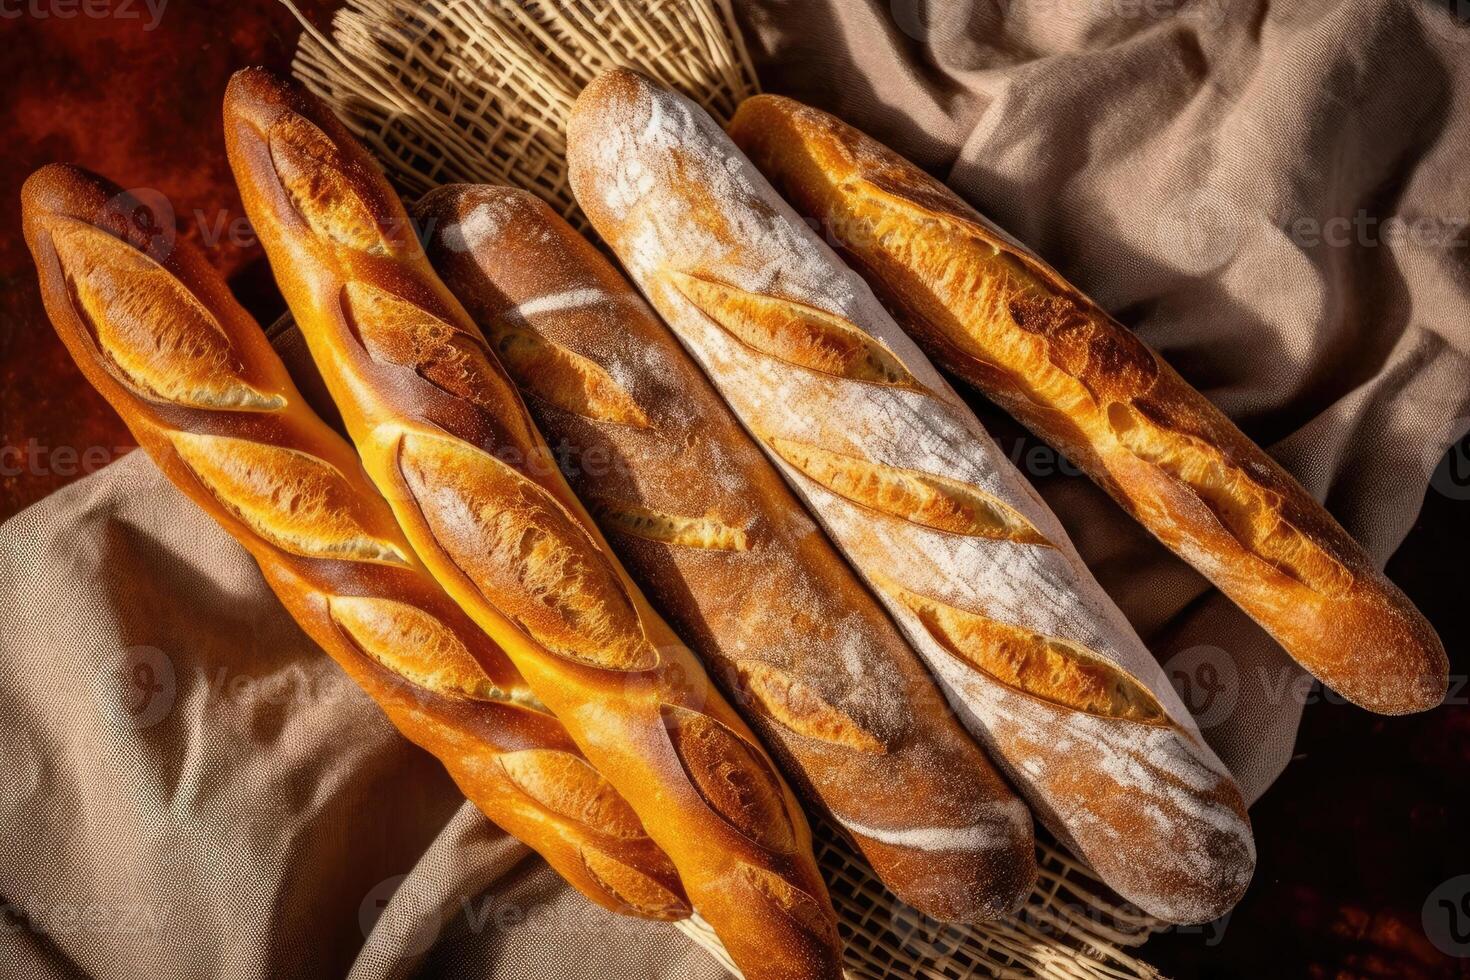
[{"left": 2, "top": 1, "right": 1467, "bottom": 977}]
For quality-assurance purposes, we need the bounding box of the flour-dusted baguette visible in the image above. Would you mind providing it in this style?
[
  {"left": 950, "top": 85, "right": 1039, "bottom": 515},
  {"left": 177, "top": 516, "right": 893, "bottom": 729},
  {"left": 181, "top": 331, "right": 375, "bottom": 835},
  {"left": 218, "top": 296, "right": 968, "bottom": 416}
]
[
  {"left": 414, "top": 184, "right": 1038, "bottom": 920},
  {"left": 569, "top": 68, "right": 1256, "bottom": 925},
  {"left": 728, "top": 95, "right": 1449, "bottom": 717},
  {"left": 20, "top": 162, "right": 688, "bottom": 922},
  {"left": 223, "top": 68, "right": 841, "bottom": 979}
]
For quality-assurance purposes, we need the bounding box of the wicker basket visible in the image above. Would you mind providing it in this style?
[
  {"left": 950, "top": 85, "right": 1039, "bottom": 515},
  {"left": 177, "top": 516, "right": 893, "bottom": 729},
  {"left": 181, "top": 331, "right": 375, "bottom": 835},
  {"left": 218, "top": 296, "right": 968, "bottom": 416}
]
[{"left": 283, "top": 1, "right": 1172, "bottom": 975}]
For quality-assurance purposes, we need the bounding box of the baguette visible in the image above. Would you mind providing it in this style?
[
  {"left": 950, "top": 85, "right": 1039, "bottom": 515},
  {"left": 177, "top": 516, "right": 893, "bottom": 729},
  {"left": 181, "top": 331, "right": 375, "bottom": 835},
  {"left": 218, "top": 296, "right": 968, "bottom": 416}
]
[
  {"left": 20, "top": 162, "right": 689, "bottom": 922},
  {"left": 223, "top": 68, "right": 841, "bottom": 979},
  {"left": 569, "top": 68, "right": 1256, "bottom": 925},
  {"left": 727, "top": 94, "right": 1449, "bottom": 716},
  {"left": 413, "top": 183, "right": 1038, "bottom": 920}
]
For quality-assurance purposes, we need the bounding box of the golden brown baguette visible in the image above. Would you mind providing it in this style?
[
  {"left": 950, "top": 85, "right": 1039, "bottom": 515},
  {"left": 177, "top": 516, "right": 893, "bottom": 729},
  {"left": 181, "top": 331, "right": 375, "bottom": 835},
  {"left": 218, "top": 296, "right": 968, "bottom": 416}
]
[
  {"left": 728, "top": 94, "right": 1448, "bottom": 716},
  {"left": 20, "top": 162, "right": 689, "bottom": 922},
  {"left": 414, "top": 183, "right": 1038, "bottom": 920},
  {"left": 223, "top": 68, "right": 841, "bottom": 979},
  {"left": 569, "top": 68, "right": 1256, "bottom": 925}
]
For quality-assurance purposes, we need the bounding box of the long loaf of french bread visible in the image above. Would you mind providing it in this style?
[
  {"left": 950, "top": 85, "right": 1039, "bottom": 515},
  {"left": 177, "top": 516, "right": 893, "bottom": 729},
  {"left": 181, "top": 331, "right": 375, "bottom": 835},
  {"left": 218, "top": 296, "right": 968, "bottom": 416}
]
[
  {"left": 727, "top": 94, "right": 1448, "bottom": 716},
  {"left": 569, "top": 68, "right": 1256, "bottom": 926},
  {"left": 20, "top": 162, "right": 689, "bottom": 922},
  {"left": 223, "top": 68, "right": 842, "bottom": 980},
  {"left": 413, "top": 183, "right": 1038, "bottom": 921}
]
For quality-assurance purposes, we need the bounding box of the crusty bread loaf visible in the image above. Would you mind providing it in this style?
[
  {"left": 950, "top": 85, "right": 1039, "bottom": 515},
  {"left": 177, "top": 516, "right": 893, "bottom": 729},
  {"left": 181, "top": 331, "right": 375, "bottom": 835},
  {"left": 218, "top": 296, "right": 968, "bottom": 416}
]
[
  {"left": 413, "top": 183, "right": 1038, "bottom": 921},
  {"left": 569, "top": 68, "right": 1256, "bottom": 925},
  {"left": 20, "top": 162, "right": 689, "bottom": 922},
  {"left": 223, "top": 68, "right": 841, "bottom": 979},
  {"left": 728, "top": 94, "right": 1449, "bottom": 717}
]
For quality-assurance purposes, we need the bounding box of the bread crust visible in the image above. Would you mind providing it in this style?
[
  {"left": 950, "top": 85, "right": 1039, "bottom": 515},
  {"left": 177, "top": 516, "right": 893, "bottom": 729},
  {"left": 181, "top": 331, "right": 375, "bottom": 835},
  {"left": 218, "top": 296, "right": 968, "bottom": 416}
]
[
  {"left": 20, "top": 162, "right": 688, "bottom": 922},
  {"left": 415, "top": 183, "right": 1039, "bottom": 920},
  {"left": 728, "top": 94, "right": 1448, "bottom": 717},
  {"left": 223, "top": 68, "right": 841, "bottom": 979},
  {"left": 569, "top": 68, "right": 1256, "bottom": 925}
]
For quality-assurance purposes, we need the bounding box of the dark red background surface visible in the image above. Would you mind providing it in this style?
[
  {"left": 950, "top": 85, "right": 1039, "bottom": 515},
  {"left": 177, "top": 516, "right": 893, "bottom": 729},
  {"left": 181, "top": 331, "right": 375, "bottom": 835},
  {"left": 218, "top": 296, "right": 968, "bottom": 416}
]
[{"left": 1, "top": 2, "right": 1465, "bottom": 978}]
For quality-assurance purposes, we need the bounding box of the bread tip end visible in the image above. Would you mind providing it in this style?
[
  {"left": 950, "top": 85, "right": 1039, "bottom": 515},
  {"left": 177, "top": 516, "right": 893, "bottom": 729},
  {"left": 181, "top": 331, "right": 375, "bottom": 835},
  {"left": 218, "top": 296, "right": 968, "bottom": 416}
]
[
  {"left": 1334, "top": 659, "right": 1450, "bottom": 715},
  {"left": 224, "top": 66, "right": 308, "bottom": 130},
  {"left": 574, "top": 65, "right": 657, "bottom": 117},
  {"left": 21, "top": 163, "right": 111, "bottom": 231}
]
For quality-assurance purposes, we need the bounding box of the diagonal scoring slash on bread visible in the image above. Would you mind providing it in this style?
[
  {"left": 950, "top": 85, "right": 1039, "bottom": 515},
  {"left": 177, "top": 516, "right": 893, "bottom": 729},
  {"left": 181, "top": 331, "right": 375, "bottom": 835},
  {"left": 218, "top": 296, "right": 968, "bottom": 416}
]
[
  {"left": 268, "top": 109, "right": 399, "bottom": 255},
  {"left": 766, "top": 437, "right": 1051, "bottom": 544},
  {"left": 485, "top": 315, "right": 651, "bottom": 428},
  {"left": 728, "top": 93, "right": 1447, "bottom": 715},
  {"left": 593, "top": 501, "right": 751, "bottom": 552},
  {"left": 327, "top": 594, "right": 526, "bottom": 703},
  {"left": 341, "top": 281, "right": 540, "bottom": 452},
  {"left": 165, "top": 431, "right": 409, "bottom": 565},
  {"left": 662, "top": 260, "right": 1049, "bottom": 546},
  {"left": 873, "top": 575, "right": 1168, "bottom": 726},
  {"left": 391, "top": 429, "right": 659, "bottom": 673},
  {"left": 225, "top": 68, "right": 843, "bottom": 979},
  {"left": 667, "top": 270, "right": 924, "bottom": 390},
  {"left": 660, "top": 704, "right": 798, "bottom": 855},
  {"left": 22, "top": 161, "right": 692, "bottom": 923},
  {"left": 732, "top": 663, "right": 890, "bottom": 754},
  {"left": 45, "top": 216, "right": 285, "bottom": 411},
  {"left": 1104, "top": 401, "right": 1353, "bottom": 596}
]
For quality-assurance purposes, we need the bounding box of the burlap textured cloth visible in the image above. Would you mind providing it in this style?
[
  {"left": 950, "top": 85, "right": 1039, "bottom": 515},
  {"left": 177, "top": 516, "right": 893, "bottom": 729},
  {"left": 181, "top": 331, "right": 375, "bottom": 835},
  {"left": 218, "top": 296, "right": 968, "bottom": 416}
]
[{"left": 2, "top": 0, "right": 1467, "bottom": 977}]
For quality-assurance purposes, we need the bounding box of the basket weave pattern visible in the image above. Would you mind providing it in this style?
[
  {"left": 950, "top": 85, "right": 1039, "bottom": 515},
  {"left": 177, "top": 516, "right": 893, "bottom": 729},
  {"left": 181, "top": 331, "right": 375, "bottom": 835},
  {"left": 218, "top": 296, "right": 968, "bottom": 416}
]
[{"left": 284, "top": 1, "right": 1170, "bottom": 975}]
